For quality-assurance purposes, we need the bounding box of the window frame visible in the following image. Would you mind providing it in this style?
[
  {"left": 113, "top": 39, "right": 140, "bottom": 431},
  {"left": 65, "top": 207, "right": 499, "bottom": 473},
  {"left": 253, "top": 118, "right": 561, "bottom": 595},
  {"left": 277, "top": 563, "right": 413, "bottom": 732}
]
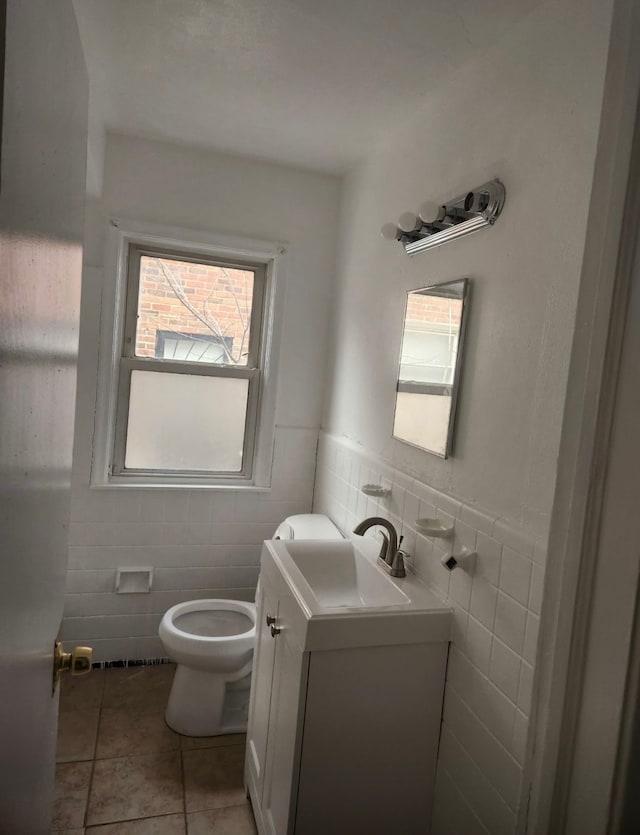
[{"left": 92, "top": 220, "right": 286, "bottom": 489}]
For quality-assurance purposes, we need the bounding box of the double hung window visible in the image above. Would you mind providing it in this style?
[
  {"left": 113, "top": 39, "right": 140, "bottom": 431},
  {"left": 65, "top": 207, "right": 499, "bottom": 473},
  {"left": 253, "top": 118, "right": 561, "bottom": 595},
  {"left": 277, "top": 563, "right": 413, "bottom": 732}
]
[{"left": 111, "top": 244, "right": 268, "bottom": 482}]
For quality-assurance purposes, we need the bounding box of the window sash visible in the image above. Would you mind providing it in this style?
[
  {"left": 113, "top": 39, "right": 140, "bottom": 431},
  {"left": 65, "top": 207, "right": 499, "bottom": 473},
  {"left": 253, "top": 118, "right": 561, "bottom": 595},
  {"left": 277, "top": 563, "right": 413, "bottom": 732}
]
[
  {"left": 111, "top": 244, "right": 268, "bottom": 482},
  {"left": 112, "top": 359, "right": 261, "bottom": 480},
  {"left": 396, "top": 380, "right": 453, "bottom": 397},
  {"left": 123, "top": 244, "right": 266, "bottom": 370}
]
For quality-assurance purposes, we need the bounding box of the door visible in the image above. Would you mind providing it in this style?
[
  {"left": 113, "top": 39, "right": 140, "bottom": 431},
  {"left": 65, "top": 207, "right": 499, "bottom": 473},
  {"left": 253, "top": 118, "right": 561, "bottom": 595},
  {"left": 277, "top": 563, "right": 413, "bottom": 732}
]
[
  {"left": 561, "top": 115, "right": 640, "bottom": 833},
  {"left": 525, "top": 5, "right": 640, "bottom": 827},
  {"left": 0, "top": 2, "right": 88, "bottom": 831},
  {"left": 261, "top": 593, "right": 307, "bottom": 835},
  {"left": 246, "top": 578, "right": 279, "bottom": 793}
]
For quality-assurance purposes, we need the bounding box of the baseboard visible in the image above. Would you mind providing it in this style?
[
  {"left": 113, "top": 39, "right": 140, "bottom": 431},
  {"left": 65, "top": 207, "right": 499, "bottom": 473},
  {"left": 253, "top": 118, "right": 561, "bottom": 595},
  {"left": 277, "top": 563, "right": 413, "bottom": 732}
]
[{"left": 91, "top": 656, "right": 171, "bottom": 669}]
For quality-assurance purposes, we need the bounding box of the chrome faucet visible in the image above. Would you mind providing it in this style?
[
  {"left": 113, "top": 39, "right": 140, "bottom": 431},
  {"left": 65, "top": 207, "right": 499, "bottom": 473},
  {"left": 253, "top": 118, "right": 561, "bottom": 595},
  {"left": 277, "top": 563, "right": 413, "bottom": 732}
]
[{"left": 353, "top": 516, "right": 406, "bottom": 577}]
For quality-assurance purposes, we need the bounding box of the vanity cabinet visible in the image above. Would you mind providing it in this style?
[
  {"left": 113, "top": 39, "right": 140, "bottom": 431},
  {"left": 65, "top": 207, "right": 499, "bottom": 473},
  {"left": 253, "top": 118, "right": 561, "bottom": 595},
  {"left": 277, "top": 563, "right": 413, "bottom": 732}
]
[
  {"left": 246, "top": 570, "right": 308, "bottom": 835},
  {"left": 245, "top": 540, "right": 451, "bottom": 835}
]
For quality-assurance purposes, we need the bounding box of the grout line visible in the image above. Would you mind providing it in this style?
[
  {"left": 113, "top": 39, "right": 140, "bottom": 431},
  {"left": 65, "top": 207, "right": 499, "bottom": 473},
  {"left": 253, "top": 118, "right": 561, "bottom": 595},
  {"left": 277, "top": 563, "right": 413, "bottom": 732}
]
[
  {"left": 85, "top": 811, "right": 186, "bottom": 830},
  {"left": 444, "top": 716, "right": 521, "bottom": 814},
  {"left": 437, "top": 763, "right": 492, "bottom": 835},
  {"left": 445, "top": 678, "right": 521, "bottom": 763},
  {"left": 180, "top": 737, "right": 188, "bottom": 831},
  {"left": 83, "top": 667, "right": 107, "bottom": 828}
]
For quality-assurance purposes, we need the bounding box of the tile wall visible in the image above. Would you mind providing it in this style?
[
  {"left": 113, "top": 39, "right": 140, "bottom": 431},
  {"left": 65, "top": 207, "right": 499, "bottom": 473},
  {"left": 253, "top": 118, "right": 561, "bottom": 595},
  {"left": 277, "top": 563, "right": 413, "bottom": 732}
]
[
  {"left": 63, "top": 426, "right": 317, "bottom": 662},
  {"left": 313, "top": 431, "right": 546, "bottom": 835}
]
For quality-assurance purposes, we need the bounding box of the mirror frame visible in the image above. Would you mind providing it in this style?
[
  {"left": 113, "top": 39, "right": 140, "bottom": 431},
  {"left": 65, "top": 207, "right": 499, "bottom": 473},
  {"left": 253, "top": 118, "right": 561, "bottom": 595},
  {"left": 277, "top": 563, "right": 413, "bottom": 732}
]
[{"left": 392, "top": 277, "right": 470, "bottom": 459}]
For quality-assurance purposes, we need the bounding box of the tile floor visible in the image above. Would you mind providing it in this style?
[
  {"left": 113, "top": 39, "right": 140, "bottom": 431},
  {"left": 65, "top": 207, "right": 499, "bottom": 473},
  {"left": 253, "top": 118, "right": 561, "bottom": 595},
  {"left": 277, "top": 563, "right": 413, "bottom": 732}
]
[{"left": 53, "top": 663, "right": 257, "bottom": 834}]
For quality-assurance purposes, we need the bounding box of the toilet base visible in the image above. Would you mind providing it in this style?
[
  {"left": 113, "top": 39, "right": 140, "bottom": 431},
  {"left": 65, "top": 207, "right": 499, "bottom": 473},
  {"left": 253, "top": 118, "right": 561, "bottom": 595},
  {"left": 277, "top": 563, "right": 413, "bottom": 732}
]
[{"left": 166, "top": 663, "right": 252, "bottom": 737}]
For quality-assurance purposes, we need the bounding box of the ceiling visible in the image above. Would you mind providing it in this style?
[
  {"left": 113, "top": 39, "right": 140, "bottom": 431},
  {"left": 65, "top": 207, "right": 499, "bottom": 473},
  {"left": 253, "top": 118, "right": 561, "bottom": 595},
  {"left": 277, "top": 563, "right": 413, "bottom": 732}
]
[{"left": 73, "top": 0, "right": 540, "bottom": 174}]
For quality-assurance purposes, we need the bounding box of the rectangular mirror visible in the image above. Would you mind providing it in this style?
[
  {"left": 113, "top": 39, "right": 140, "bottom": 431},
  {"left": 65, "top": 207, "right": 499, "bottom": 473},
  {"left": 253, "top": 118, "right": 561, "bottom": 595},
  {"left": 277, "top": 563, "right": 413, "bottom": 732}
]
[{"left": 393, "top": 278, "right": 469, "bottom": 458}]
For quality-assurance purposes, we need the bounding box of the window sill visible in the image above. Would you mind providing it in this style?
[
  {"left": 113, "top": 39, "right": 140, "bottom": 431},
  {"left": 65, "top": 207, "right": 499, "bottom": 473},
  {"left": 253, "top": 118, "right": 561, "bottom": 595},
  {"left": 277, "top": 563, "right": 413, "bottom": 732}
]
[{"left": 89, "top": 478, "right": 272, "bottom": 493}]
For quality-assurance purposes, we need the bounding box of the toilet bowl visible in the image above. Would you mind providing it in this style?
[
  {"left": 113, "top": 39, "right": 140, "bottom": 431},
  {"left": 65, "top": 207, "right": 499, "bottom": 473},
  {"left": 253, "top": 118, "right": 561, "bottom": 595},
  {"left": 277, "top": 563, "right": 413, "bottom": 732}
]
[
  {"left": 159, "top": 599, "right": 256, "bottom": 736},
  {"left": 158, "top": 514, "right": 342, "bottom": 736}
]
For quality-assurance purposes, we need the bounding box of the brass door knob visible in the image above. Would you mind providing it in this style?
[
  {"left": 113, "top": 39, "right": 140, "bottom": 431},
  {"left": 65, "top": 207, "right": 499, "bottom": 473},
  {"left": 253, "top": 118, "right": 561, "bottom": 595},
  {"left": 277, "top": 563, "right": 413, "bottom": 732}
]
[
  {"left": 53, "top": 641, "right": 93, "bottom": 692},
  {"left": 70, "top": 646, "right": 93, "bottom": 675}
]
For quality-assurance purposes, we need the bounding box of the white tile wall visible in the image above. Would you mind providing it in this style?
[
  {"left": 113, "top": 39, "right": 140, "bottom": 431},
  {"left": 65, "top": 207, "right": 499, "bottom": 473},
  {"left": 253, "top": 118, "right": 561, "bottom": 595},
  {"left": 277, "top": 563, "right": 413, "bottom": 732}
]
[
  {"left": 431, "top": 768, "right": 491, "bottom": 835},
  {"left": 312, "top": 431, "right": 547, "bottom": 835},
  {"left": 64, "top": 425, "right": 317, "bottom": 662}
]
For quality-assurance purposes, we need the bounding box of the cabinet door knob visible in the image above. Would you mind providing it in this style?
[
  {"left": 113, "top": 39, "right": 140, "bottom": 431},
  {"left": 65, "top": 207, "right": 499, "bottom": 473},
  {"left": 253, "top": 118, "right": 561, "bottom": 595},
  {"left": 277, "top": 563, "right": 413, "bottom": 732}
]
[
  {"left": 266, "top": 614, "right": 276, "bottom": 626},
  {"left": 270, "top": 624, "right": 281, "bottom": 637}
]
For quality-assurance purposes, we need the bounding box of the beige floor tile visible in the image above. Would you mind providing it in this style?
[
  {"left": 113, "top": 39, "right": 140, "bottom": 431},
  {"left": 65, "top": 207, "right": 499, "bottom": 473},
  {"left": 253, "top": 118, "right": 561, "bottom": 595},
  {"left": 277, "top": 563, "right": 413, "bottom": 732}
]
[
  {"left": 187, "top": 805, "right": 256, "bottom": 835},
  {"left": 60, "top": 668, "right": 105, "bottom": 712},
  {"left": 102, "top": 665, "right": 175, "bottom": 710},
  {"left": 51, "top": 760, "right": 92, "bottom": 830},
  {"left": 86, "top": 813, "right": 186, "bottom": 833},
  {"left": 86, "top": 752, "right": 183, "bottom": 826},
  {"left": 57, "top": 709, "right": 100, "bottom": 763},
  {"left": 96, "top": 707, "right": 180, "bottom": 759},
  {"left": 180, "top": 733, "right": 246, "bottom": 751},
  {"left": 183, "top": 746, "right": 246, "bottom": 813}
]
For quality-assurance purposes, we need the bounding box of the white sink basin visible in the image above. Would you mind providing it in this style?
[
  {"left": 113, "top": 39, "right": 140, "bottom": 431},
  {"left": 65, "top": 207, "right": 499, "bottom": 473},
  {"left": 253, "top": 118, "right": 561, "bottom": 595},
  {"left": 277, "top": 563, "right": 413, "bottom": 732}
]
[
  {"left": 261, "top": 534, "right": 452, "bottom": 651},
  {"left": 284, "top": 540, "right": 410, "bottom": 609}
]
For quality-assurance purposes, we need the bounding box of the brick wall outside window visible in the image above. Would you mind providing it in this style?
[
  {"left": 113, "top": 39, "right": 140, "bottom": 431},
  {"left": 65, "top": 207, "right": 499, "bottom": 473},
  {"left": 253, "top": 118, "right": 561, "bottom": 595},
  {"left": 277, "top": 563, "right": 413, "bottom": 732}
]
[
  {"left": 135, "top": 256, "right": 254, "bottom": 365},
  {"left": 405, "top": 293, "right": 462, "bottom": 327}
]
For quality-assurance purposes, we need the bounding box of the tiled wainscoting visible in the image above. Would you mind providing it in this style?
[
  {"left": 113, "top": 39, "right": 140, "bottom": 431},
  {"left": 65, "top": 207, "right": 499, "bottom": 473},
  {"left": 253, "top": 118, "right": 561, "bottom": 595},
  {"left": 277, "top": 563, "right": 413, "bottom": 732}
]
[
  {"left": 313, "top": 432, "right": 546, "bottom": 835},
  {"left": 64, "top": 426, "right": 317, "bottom": 662}
]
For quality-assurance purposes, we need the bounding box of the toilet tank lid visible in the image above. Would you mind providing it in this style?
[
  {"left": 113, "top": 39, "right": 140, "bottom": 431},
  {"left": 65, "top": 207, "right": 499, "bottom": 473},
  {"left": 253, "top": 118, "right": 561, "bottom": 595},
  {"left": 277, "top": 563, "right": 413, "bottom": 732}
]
[{"left": 274, "top": 514, "right": 343, "bottom": 540}]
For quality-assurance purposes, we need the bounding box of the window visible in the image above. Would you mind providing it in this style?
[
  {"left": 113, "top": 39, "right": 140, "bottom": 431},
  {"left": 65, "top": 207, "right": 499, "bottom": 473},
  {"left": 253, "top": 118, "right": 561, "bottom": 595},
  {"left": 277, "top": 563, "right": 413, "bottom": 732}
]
[{"left": 95, "top": 224, "right": 284, "bottom": 487}]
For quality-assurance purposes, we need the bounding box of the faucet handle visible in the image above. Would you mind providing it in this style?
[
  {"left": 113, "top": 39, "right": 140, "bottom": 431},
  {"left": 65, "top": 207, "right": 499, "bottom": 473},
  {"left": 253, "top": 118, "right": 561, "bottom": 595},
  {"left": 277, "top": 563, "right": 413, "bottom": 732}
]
[
  {"left": 390, "top": 550, "right": 407, "bottom": 578},
  {"left": 378, "top": 531, "right": 390, "bottom": 562}
]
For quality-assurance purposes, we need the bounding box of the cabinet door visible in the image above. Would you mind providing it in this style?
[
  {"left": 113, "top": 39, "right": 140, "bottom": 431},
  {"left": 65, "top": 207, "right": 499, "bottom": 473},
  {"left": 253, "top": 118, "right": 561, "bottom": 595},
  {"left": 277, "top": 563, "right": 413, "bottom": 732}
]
[
  {"left": 246, "top": 580, "right": 279, "bottom": 794},
  {"left": 262, "top": 593, "right": 308, "bottom": 835}
]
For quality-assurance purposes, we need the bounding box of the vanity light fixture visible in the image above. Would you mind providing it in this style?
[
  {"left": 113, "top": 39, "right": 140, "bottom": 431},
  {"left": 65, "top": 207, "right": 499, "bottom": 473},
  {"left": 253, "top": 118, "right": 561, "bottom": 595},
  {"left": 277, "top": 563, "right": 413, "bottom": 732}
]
[{"left": 381, "top": 179, "right": 505, "bottom": 255}]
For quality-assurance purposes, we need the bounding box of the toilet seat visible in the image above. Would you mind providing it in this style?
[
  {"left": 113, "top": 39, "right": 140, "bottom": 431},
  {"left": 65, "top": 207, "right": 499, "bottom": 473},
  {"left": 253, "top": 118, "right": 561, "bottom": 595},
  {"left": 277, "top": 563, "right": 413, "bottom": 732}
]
[
  {"left": 174, "top": 607, "right": 253, "bottom": 638},
  {"left": 159, "top": 598, "right": 256, "bottom": 673},
  {"left": 165, "top": 599, "right": 255, "bottom": 639}
]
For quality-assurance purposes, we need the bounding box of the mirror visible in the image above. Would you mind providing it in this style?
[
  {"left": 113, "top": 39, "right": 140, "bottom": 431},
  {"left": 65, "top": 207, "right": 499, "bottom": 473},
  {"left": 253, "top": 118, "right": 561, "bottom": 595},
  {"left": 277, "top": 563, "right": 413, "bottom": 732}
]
[{"left": 393, "top": 278, "right": 469, "bottom": 458}]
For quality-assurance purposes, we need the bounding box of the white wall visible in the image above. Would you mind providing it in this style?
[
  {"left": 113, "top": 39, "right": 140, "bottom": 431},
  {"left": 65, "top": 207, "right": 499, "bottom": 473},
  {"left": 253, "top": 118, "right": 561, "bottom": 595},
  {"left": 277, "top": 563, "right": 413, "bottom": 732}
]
[
  {"left": 323, "top": 0, "right": 613, "bottom": 542},
  {"left": 66, "top": 135, "right": 341, "bottom": 661},
  {"left": 314, "top": 0, "right": 614, "bottom": 832}
]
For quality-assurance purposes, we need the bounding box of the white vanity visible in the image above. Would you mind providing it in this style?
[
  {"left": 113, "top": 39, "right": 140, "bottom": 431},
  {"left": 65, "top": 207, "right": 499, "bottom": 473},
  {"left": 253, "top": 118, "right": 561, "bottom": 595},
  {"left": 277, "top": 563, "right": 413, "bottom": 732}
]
[{"left": 244, "top": 535, "right": 452, "bottom": 835}]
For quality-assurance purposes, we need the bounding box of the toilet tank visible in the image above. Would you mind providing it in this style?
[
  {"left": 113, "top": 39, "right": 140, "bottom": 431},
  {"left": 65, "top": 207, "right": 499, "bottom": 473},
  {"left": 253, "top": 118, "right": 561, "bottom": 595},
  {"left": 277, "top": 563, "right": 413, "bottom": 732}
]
[{"left": 273, "top": 514, "right": 343, "bottom": 541}]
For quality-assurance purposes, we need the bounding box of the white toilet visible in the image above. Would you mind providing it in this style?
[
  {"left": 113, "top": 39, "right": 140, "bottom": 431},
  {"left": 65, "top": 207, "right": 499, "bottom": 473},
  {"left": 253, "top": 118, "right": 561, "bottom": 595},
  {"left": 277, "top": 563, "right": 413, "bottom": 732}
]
[{"left": 158, "top": 513, "right": 342, "bottom": 736}]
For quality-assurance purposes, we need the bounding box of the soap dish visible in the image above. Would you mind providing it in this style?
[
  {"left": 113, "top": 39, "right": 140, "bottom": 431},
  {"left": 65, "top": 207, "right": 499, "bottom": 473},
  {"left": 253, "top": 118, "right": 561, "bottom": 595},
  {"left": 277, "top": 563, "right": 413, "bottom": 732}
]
[
  {"left": 361, "top": 484, "right": 391, "bottom": 498},
  {"left": 415, "top": 518, "right": 454, "bottom": 539}
]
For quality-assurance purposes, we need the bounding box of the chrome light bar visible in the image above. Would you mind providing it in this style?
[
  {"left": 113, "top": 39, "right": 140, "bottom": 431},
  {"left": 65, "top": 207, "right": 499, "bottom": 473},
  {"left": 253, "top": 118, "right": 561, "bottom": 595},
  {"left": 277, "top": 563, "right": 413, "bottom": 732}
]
[{"left": 381, "top": 179, "right": 505, "bottom": 256}]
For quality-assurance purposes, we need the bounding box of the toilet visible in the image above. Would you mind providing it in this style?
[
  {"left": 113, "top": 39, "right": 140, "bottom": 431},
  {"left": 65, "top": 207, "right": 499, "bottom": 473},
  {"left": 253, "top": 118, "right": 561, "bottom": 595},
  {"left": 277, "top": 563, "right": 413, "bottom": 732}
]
[{"left": 158, "top": 513, "right": 343, "bottom": 736}]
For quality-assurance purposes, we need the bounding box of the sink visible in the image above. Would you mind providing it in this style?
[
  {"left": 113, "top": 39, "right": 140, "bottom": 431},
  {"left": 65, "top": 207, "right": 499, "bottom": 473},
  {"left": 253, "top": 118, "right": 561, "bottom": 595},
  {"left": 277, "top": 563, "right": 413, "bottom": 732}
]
[
  {"left": 284, "top": 540, "right": 410, "bottom": 609},
  {"left": 261, "top": 534, "right": 452, "bottom": 651}
]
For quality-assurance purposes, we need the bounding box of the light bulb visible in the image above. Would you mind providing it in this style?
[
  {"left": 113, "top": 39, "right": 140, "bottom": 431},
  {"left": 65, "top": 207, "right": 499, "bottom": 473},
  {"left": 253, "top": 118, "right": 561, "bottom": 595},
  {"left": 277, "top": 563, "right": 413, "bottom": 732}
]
[
  {"left": 464, "top": 191, "right": 490, "bottom": 213},
  {"left": 397, "top": 212, "right": 421, "bottom": 233},
  {"left": 380, "top": 222, "right": 400, "bottom": 241},
  {"left": 418, "top": 201, "right": 446, "bottom": 224}
]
